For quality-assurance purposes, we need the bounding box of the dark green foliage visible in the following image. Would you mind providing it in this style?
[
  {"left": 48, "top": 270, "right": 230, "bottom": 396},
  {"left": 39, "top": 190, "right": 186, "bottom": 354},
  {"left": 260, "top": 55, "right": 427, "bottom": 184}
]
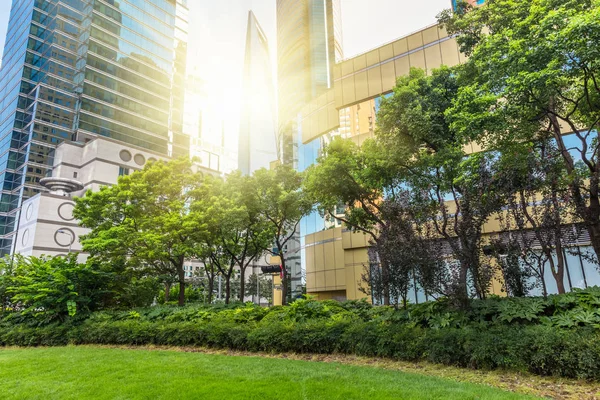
[{"left": 2, "top": 293, "right": 600, "bottom": 379}]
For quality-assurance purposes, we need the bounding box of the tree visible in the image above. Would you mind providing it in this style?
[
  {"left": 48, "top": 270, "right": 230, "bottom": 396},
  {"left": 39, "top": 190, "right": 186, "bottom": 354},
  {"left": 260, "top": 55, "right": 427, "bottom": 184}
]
[
  {"left": 442, "top": 0, "right": 600, "bottom": 263},
  {"left": 494, "top": 140, "right": 580, "bottom": 295},
  {"left": 376, "top": 67, "right": 505, "bottom": 304},
  {"left": 245, "top": 272, "right": 273, "bottom": 305},
  {"left": 224, "top": 172, "right": 274, "bottom": 302},
  {"left": 74, "top": 158, "right": 203, "bottom": 306},
  {"left": 304, "top": 138, "right": 395, "bottom": 303},
  {"left": 250, "top": 165, "right": 313, "bottom": 305}
]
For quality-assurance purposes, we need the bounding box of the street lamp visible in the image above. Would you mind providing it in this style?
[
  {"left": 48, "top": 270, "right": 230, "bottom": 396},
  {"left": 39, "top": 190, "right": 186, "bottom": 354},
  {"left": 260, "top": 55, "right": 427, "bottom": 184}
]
[{"left": 57, "top": 229, "right": 74, "bottom": 253}]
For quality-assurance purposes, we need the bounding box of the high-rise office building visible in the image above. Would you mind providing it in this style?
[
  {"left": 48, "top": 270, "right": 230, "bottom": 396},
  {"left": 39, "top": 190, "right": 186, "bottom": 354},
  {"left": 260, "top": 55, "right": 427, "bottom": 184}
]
[
  {"left": 276, "top": 0, "right": 342, "bottom": 301},
  {"left": 276, "top": 0, "right": 342, "bottom": 164},
  {"left": 238, "top": 11, "right": 277, "bottom": 175},
  {"left": 0, "top": 0, "right": 188, "bottom": 255}
]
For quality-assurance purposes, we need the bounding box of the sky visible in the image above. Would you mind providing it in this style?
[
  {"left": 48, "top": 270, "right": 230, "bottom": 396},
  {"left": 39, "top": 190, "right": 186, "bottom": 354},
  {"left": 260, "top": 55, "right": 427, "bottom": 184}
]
[{"left": 0, "top": 0, "right": 452, "bottom": 154}]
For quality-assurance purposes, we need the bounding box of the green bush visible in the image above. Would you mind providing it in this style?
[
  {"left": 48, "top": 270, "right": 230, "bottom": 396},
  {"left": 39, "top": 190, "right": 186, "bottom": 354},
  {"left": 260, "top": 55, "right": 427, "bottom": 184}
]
[{"left": 3, "top": 292, "right": 600, "bottom": 380}]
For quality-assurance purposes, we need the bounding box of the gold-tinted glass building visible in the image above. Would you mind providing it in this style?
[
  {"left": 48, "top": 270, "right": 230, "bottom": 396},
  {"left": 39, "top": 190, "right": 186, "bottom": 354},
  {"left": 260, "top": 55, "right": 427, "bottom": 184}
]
[{"left": 298, "top": 23, "right": 467, "bottom": 301}]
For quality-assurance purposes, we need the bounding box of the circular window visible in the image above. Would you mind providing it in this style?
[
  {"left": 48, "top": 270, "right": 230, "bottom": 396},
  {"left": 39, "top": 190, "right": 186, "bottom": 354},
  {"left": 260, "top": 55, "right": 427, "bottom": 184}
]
[
  {"left": 119, "top": 150, "right": 132, "bottom": 162},
  {"left": 25, "top": 203, "right": 34, "bottom": 221},
  {"left": 58, "top": 202, "right": 75, "bottom": 221},
  {"left": 21, "top": 229, "right": 30, "bottom": 247},
  {"left": 134, "top": 154, "right": 146, "bottom": 166},
  {"left": 54, "top": 228, "right": 75, "bottom": 247}
]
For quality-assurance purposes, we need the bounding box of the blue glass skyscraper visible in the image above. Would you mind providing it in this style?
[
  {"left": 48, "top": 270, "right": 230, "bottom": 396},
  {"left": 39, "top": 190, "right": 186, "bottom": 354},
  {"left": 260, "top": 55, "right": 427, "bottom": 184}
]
[{"left": 0, "top": 0, "right": 189, "bottom": 255}]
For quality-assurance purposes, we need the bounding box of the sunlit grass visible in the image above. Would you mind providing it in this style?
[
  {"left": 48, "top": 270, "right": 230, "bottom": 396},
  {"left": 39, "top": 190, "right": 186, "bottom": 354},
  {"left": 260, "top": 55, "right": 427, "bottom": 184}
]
[{"left": 0, "top": 346, "right": 536, "bottom": 400}]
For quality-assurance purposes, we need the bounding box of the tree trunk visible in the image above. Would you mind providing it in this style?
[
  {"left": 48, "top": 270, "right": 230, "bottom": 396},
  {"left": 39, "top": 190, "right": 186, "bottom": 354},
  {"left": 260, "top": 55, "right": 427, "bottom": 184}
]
[
  {"left": 225, "top": 274, "right": 231, "bottom": 304},
  {"left": 206, "top": 275, "right": 214, "bottom": 304},
  {"left": 164, "top": 282, "right": 171, "bottom": 302},
  {"left": 177, "top": 266, "right": 186, "bottom": 306},
  {"left": 280, "top": 256, "right": 288, "bottom": 306},
  {"left": 239, "top": 266, "right": 246, "bottom": 302},
  {"left": 546, "top": 251, "right": 566, "bottom": 295}
]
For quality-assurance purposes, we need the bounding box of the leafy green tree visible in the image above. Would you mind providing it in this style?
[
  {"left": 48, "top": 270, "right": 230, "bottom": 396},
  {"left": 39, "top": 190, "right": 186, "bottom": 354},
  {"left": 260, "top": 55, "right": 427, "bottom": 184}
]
[
  {"left": 74, "top": 158, "right": 203, "bottom": 306},
  {"left": 245, "top": 272, "right": 273, "bottom": 305},
  {"left": 250, "top": 165, "right": 312, "bottom": 305},
  {"left": 2, "top": 255, "right": 116, "bottom": 323},
  {"left": 441, "top": 0, "right": 600, "bottom": 262}
]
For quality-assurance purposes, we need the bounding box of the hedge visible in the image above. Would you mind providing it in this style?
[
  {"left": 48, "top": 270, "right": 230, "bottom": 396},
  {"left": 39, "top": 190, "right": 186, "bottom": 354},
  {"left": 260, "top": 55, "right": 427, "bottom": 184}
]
[{"left": 1, "top": 318, "right": 599, "bottom": 380}]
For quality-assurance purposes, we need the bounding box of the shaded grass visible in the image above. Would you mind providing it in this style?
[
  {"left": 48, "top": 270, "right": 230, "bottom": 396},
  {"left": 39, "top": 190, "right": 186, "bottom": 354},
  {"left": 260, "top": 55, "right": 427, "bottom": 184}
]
[{"left": 0, "top": 346, "right": 535, "bottom": 400}]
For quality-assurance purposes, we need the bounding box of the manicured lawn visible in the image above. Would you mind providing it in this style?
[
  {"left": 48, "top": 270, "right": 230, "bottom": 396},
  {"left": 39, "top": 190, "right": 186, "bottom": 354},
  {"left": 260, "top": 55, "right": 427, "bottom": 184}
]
[{"left": 0, "top": 347, "right": 535, "bottom": 400}]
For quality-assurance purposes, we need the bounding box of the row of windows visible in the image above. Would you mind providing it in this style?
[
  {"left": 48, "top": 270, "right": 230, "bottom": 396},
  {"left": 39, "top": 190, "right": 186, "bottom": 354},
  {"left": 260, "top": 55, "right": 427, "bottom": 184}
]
[
  {"left": 88, "top": 36, "right": 171, "bottom": 75},
  {"left": 78, "top": 113, "right": 169, "bottom": 154},
  {"left": 85, "top": 55, "right": 170, "bottom": 99},
  {"left": 90, "top": 22, "right": 172, "bottom": 64},
  {"left": 93, "top": 0, "right": 174, "bottom": 40},
  {"left": 87, "top": 42, "right": 171, "bottom": 86},
  {"left": 82, "top": 82, "right": 168, "bottom": 124},
  {"left": 91, "top": 10, "right": 173, "bottom": 51}
]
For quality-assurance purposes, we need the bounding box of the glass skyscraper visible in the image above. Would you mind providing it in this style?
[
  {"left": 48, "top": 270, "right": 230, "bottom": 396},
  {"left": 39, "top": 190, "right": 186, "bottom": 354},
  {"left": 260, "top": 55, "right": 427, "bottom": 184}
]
[
  {"left": 276, "top": 0, "right": 342, "bottom": 164},
  {"left": 238, "top": 11, "right": 277, "bottom": 175},
  {"left": 0, "top": 0, "right": 189, "bottom": 255}
]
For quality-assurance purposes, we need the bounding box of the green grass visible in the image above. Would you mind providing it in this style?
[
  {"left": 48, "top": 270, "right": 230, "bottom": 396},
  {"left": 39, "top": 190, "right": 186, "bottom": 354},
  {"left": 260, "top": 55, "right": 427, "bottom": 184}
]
[{"left": 0, "top": 347, "right": 536, "bottom": 400}]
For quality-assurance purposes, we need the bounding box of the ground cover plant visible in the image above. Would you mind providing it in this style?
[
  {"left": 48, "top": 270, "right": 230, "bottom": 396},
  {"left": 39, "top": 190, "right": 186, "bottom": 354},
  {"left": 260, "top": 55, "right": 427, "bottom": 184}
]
[
  {"left": 2, "top": 289, "right": 600, "bottom": 380},
  {"left": 0, "top": 346, "right": 535, "bottom": 400}
]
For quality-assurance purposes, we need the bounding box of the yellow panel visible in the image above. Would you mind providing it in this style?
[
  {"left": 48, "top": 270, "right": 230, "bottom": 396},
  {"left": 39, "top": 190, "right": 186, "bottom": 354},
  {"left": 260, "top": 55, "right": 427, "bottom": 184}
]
[
  {"left": 317, "top": 93, "right": 327, "bottom": 107},
  {"left": 379, "top": 43, "right": 394, "bottom": 62},
  {"left": 333, "top": 227, "right": 342, "bottom": 238},
  {"left": 367, "top": 66, "right": 383, "bottom": 97},
  {"left": 334, "top": 81, "right": 344, "bottom": 109},
  {"left": 318, "top": 108, "right": 327, "bottom": 133},
  {"left": 354, "top": 71, "right": 368, "bottom": 103},
  {"left": 342, "top": 231, "right": 352, "bottom": 249},
  {"left": 353, "top": 54, "right": 367, "bottom": 71},
  {"left": 315, "top": 271, "right": 326, "bottom": 290},
  {"left": 308, "top": 114, "right": 319, "bottom": 141},
  {"left": 409, "top": 49, "right": 426, "bottom": 71},
  {"left": 336, "top": 268, "right": 346, "bottom": 288},
  {"left": 328, "top": 105, "right": 339, "bottom": 129},
  {"left": 353, "top": 248, "right": 369, "bottom": 264},
  {"left": 334, "top": 240, "right": 344, "bottom": 269},
  {"left": 345, "top": 265, "right": 356, "bottom": 299},
  {"left": 306, "top": 272, "right": 316, "bottom": 291},
  {"left": 366, "top": 49, "right": 380, "bottom": 67},
  {"left": 424, "top": 44, "right": 442, "bottom": 73},
  {"left": 440, "top": 39, "right": 460, "bottom": 67},
  {"left": 344, "top": 248, "right": 354, "bottom": 265},
  {"left": 323, "top": 228, "right": 334, "bottom": 240},
  {"left": 422, "top": 26, "right": 440, "bottom": 45},
  {"left": 314, "top": 230, "right": 324, "bottom": 243},
  {"left": 351, "top": 231, "right": 368, "bottom": 248},
  {"left": 342, "top": 76, "right": 356, "bottom": 105},
  {"left": 393, "top": 38, "right": 408, "bottom": 56},
  {"left": 381, "top": 61, "right": 396, "bottom": 93},
  {"left": 325, "top": 270, "right": 336, "bottom": 288},
  {"left": 394, "top": 56, "right": 410, "bottom": 77},
  {"left": 269, "top": 255, "right": 281, "bottom": 265},
  {"left": 438, "top": 24, "right": 449, "bottom": 38},
  {"left": 315, "top": 244, "right": 325, "bottom": 272},
  {"left": 341, "top": 60, "right": 354, "bottom": 76},
  {"left": 305, "top": 232, "right": 316, "bottom": 245},
  {"left": 324, "top": 241, "right": 335, "bottom": 270},
  {"left": 407, "top": 32, "right": 424, "bottom": 50},
  {"left": 459, "top": 49, "right": 468, "bottom": 63},
  {"left": 305, "top": 245, "right": 315, "bottom": 273},
  {"left": 333, "top": 64, "right": 342, "bottom": 80}
]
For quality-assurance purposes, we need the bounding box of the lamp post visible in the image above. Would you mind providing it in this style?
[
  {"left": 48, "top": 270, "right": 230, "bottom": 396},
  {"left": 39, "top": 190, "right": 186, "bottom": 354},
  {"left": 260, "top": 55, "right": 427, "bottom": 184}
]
[{"left": 57, "top": 229, "right": 74, "bottom": 253}]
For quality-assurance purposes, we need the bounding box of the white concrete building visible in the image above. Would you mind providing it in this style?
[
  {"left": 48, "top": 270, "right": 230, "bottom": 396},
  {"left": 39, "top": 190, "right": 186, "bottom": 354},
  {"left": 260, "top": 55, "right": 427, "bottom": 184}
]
[{"left": 13, "top": 137, "right": 219, "bottom": 260}]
